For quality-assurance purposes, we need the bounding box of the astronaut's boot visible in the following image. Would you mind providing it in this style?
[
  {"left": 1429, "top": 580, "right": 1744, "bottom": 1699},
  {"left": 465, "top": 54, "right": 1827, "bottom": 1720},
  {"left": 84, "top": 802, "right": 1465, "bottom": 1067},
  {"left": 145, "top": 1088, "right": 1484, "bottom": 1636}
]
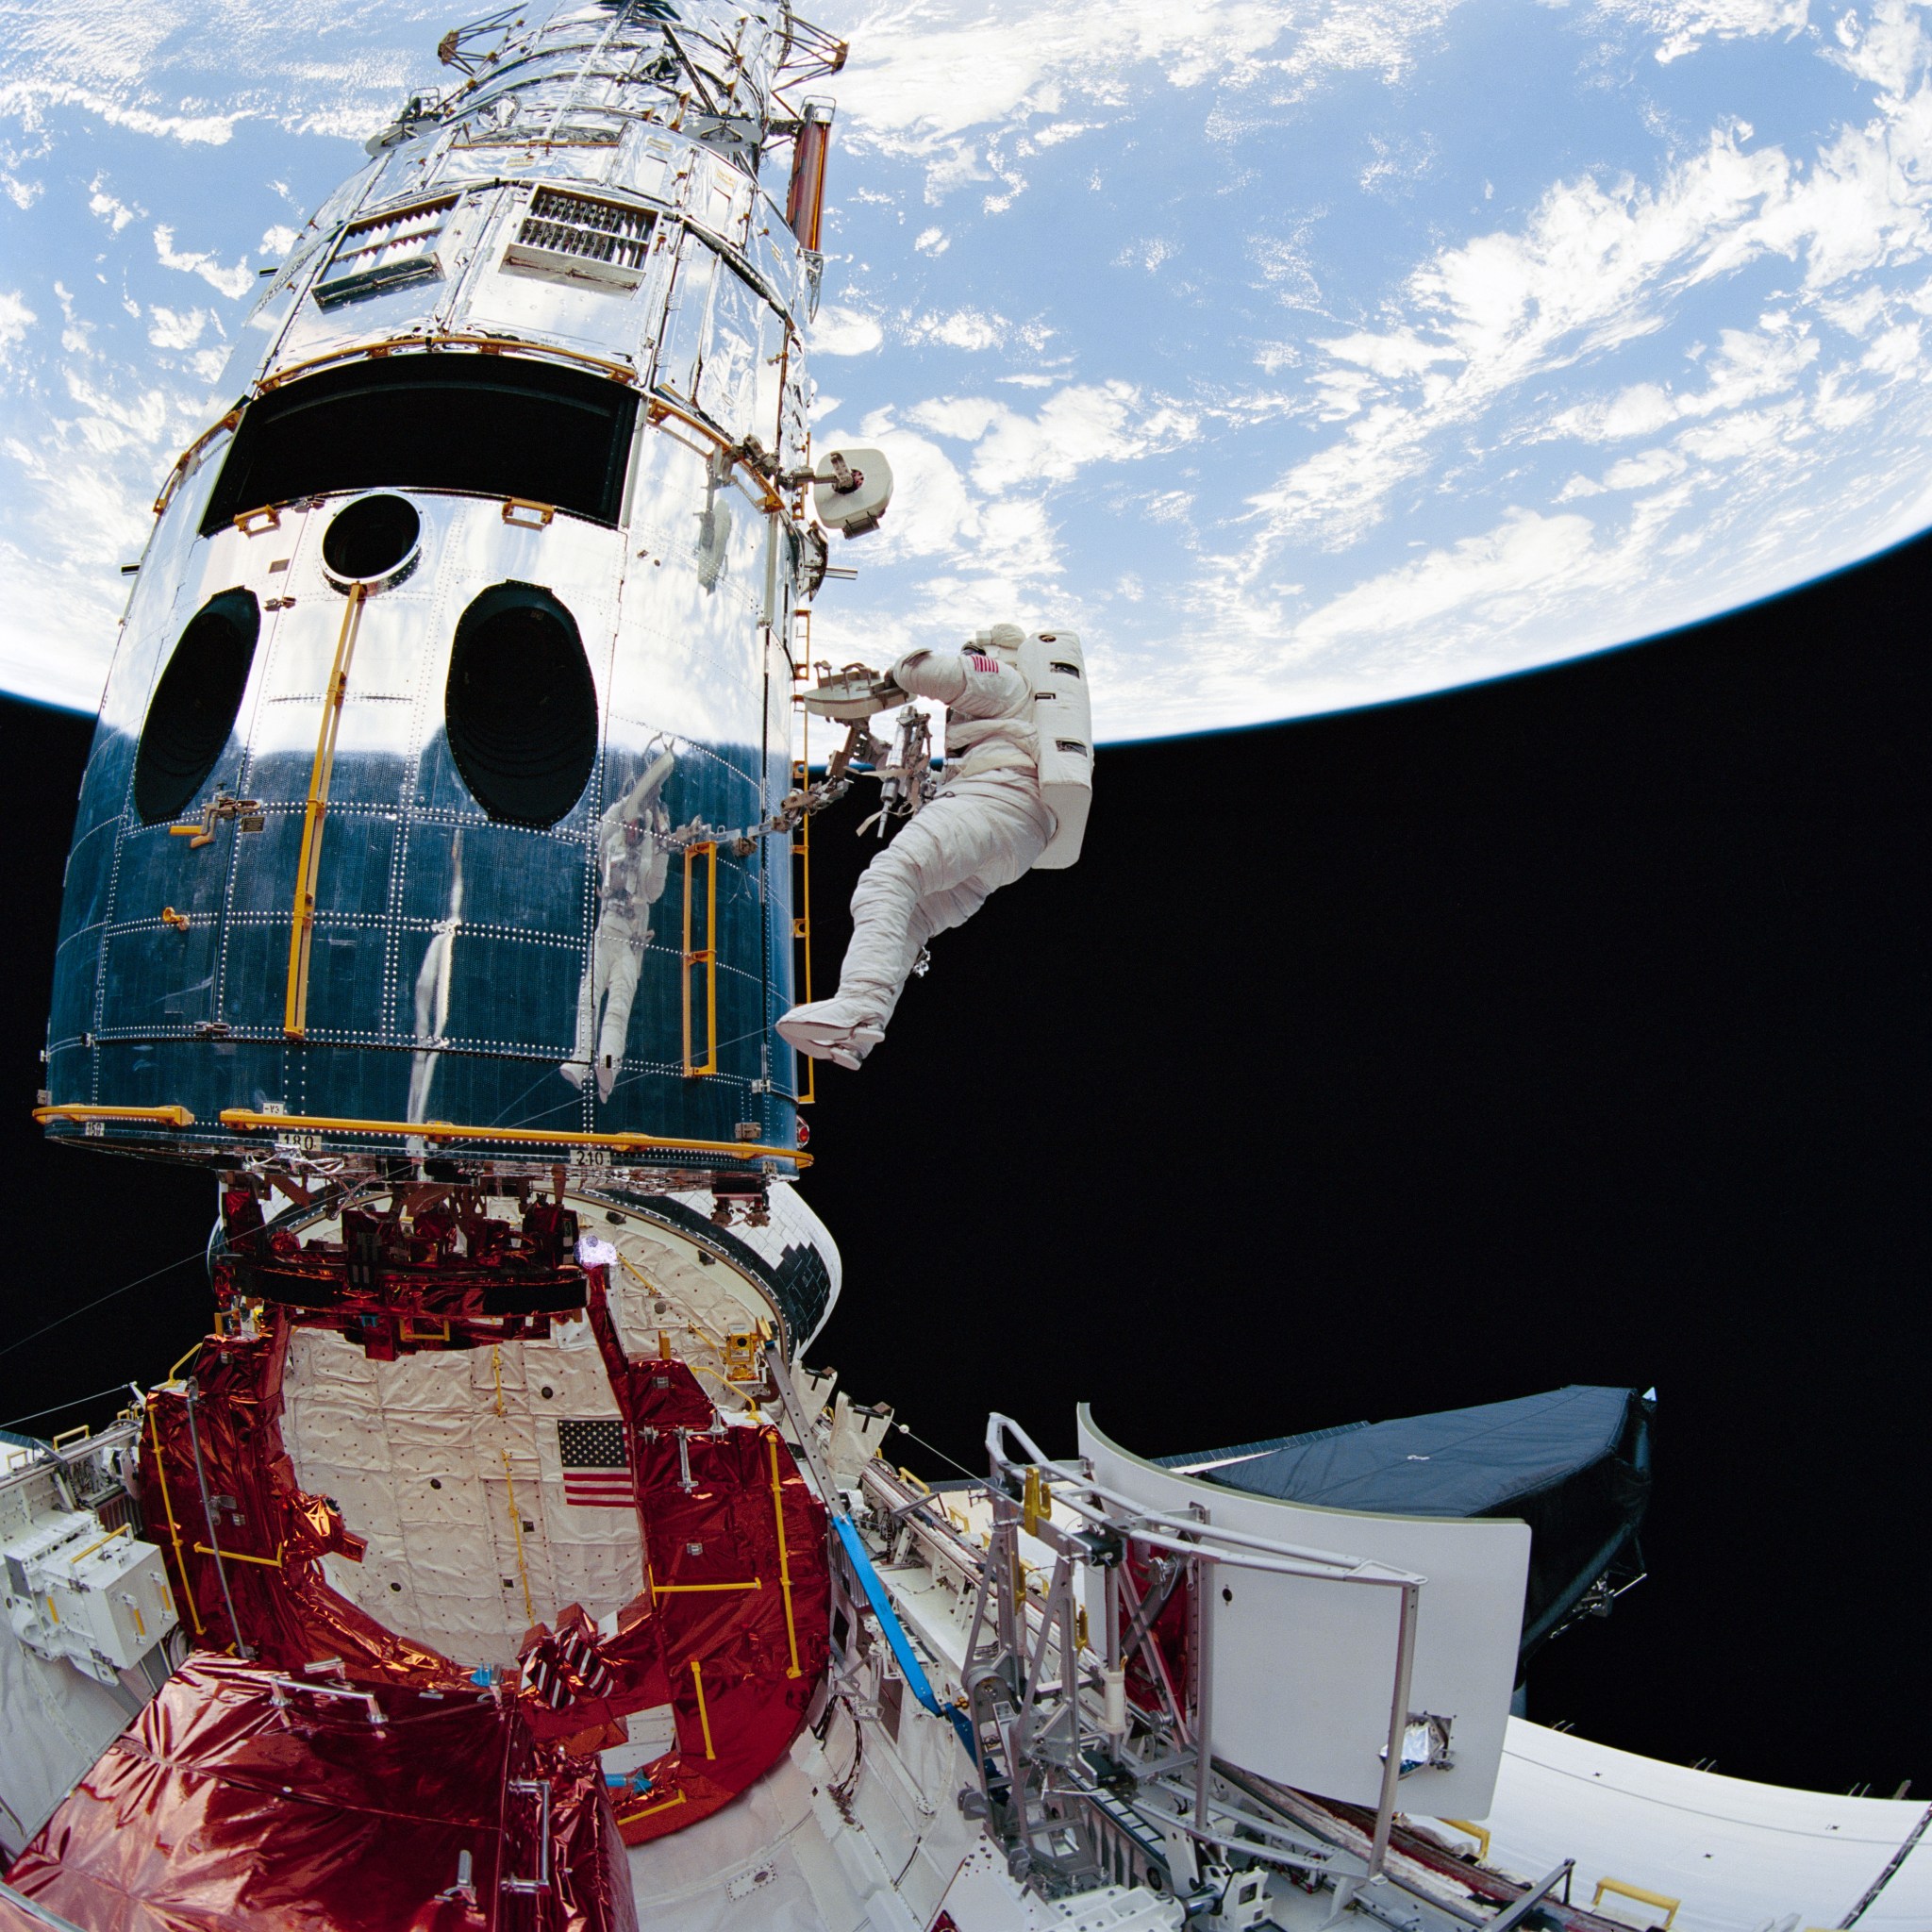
[{"left": 776, "top": 996, "right": 888, "bottom": 1071}]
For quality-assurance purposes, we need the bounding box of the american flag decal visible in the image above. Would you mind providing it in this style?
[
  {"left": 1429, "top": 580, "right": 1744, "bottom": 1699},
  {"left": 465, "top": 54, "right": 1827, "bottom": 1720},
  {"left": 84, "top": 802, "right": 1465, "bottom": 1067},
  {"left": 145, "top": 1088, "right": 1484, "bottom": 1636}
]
[
  {"left": 967, "top": 653, "right": 1001, "bottom": 674},
  {"left": 558, "top": 1418, "right": 633, "bottom": 1508}
]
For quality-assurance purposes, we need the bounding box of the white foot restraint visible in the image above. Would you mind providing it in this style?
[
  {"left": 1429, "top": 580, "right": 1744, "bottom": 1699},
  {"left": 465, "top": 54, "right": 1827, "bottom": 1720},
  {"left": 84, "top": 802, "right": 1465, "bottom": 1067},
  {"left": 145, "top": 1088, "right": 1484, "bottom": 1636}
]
[{"left": 776, "top": 998, "right": 886, "bottom": 1070}]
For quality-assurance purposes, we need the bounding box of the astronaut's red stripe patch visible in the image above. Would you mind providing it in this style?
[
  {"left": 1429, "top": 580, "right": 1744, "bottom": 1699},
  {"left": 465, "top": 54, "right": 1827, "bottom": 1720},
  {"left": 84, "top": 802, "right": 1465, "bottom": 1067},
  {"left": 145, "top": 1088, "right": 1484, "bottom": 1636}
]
[{"left": 967, "top": 654, "right": 1001, "bottom": 673}]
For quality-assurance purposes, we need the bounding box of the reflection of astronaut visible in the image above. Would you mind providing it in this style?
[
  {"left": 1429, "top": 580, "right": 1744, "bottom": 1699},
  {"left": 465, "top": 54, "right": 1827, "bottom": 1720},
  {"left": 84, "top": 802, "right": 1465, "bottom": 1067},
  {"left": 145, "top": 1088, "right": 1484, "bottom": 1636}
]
[
  {"left": 777, "top": 623, "right": 1054, "bottom": 1070},
  {"left": 564, "top": 749, "right": 696, "bottom": 1100}
]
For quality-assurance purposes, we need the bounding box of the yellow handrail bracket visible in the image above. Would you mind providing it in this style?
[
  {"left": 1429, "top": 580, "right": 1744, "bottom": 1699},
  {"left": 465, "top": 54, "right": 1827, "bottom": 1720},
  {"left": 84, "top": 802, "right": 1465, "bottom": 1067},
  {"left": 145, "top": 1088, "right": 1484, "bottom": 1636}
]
[{"left": 1591, "top": 1877, "right": 1680, "bottom": 1928}]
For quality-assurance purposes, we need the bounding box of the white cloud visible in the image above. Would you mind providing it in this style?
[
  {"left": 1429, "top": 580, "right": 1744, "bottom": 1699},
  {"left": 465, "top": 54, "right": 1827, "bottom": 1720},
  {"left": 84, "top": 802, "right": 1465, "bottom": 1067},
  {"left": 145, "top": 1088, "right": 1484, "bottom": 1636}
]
[
  {"left": 1292, "top": 508, "right": 1611, "bottom": 656},
  {"left": 1602, "top": 447, "right": 1691, "bottom": 489},
  {"left": 810, "top": 305, "right": 884, "bottom": 356},
  {"left": 1246, "top": 37, "right": 1932, "bottom": 561},
  {"left": 0, "top": 79, "right": 240, "bottom": 145},
  {"left": 908, "top": 380, "right": 1198, "bottom": 493},
  {"left": 0, "top": 291, "right": 35, "bottom": 358},
  {"left": 1861, "top": 319, "right": 1923, "bottom": 373},
  {"left": 907, "top": 396, "right": 1005, "bottom": 441},
  {"left": 1673, "top": 393, "right": 1807, "bottom": 459},
  {"left": 913, "top": 225, "right": 949, "bottom": 256},
  {"left": 1317, "top": 329, "right": 1459, "bottom": 380},
  {"left": 153, "top": 225, "right": 253, "bottom": 301},
  {"left": 1358, "top": 130, "right": 1436, "bottom": 196},
  {"left": 3, "top": 175, "right": 41, "bottom": 210},
  {"left": 259, "top": 224, "right": 299, "bottom": 258},
  {"left": 1825, "top": 0, "right": 1929, "bottom": 94},
  {"left": 1549, "top": 317, "right": 1820, "bottom": 440},
  {"left": 902, "top": 308, "right": 1010, "bottom": 351},
  {"left": 1114, "top": 237, "right": 1174, "bottom": 273},
  {"left": 832, "top": 0, "right": 1472, "bottom": 210},
  {"left": 1596, "top": 0, "right": 1812, "bottom": 65},
  {"left": 88, "top": 177, "right": 138, "bottom": 232},
  {"left": 146, "top": 306, "right": 208, "bottom": 351}
]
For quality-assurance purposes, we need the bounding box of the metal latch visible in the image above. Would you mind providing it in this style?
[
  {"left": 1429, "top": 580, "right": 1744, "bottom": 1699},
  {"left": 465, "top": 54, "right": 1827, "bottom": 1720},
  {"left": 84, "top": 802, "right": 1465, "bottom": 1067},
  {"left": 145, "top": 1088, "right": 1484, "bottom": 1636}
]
[{"left": 171, "top": 793, "right": 265, "bottom": 849}]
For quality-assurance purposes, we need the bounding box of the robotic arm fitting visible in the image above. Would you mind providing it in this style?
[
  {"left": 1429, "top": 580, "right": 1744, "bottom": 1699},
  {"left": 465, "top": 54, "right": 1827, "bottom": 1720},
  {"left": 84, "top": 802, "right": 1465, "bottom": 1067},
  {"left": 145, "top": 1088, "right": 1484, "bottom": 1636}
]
[{"left": 763, "top": 662, "right": 933, "bottom": 841}]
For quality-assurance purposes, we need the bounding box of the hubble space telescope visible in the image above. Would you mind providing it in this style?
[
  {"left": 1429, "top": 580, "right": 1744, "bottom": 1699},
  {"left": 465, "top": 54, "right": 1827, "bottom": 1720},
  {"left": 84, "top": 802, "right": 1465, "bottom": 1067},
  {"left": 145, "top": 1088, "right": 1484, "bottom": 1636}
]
[{"left": 23, "top": 0, "right": 883, "bottom": 1893}]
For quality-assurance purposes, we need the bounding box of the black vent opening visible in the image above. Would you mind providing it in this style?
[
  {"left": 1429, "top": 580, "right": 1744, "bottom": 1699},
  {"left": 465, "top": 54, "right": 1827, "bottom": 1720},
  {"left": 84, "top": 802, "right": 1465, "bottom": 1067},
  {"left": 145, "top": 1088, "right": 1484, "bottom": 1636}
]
[
  {"left": 133, "top": 589, "right": 260, "bottom": 824},
  {"left": 322, "top": 492, "right": 421, "bottom": 585},
  {"left": 201, "top": 353, "right": 639, "bottom": 534},
  {"left": 445, "top": 582, "right": 598, "bottom": 828}
]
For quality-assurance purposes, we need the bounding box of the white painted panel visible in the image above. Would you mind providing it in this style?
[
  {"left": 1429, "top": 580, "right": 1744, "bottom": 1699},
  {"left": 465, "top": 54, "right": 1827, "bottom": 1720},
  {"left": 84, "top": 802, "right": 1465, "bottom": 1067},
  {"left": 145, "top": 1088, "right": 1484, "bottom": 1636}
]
[
  {"left": 0, "top": 1621, "right": 137, "bottom": 1857},
  {"left": 284, "top": 1324, "right": 645, "bottom": 1664},
  {"left": 1466, "top": 1719, "right": 1932, "bottom": 1932},
  {"left": 1079, "top": 1410, "right": 1528, "bottom": 1815}
]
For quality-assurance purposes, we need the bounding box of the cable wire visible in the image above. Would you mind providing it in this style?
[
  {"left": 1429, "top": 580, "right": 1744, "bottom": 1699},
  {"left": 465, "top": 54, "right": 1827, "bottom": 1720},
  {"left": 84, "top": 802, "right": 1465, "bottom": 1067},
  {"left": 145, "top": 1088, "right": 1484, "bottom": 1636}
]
[
  {"left": 0, "top": 1382, "right": 139, "bottom": 1435},
  {"left": 893, "top": 1421, "right": 980, "bottom": 1485},
  {"left": 0, "top": 1248, "right": 204, "bottom": 1363}
]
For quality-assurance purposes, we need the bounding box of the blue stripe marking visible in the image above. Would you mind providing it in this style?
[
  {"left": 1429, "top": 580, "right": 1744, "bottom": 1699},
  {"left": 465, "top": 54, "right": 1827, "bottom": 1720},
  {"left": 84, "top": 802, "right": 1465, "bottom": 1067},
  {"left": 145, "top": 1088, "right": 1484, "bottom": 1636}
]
[{"left": 832, "top": 1514, "right": 976, "bottom": 1757}]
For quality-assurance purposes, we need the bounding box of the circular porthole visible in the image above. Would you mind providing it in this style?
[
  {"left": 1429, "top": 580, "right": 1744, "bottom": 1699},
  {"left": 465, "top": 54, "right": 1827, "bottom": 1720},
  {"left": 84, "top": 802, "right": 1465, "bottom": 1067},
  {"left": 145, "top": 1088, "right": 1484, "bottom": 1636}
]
[
  {"left": 445, "top": 581, "right": 597, "bottom": 828},
  {"left": 321, "top": 492, "right": 421, "bottom": 591},
  {"left": 133, "top": 589, "right": 260, "bottom": 825}
]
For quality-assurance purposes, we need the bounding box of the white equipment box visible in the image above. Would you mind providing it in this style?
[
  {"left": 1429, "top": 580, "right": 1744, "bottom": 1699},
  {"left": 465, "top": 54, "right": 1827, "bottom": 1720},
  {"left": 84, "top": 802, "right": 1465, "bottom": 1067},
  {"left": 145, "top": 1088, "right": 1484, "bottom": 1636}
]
[{"left": 4, "top": 1507, "right": 179, "bottom": 1686}]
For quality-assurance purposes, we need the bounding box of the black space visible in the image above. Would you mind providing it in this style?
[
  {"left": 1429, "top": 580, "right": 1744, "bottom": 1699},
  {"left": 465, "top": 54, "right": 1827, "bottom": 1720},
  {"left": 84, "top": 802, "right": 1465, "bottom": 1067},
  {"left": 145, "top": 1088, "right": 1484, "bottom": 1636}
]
[{"left": 2, "top": 535, "right": 1925, "bottom": 1798}]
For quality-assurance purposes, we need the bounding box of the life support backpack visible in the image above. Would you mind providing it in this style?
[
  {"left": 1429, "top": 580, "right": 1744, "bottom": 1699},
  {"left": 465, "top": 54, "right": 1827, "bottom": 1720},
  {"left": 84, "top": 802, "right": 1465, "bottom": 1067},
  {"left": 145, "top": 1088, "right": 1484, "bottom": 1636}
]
[{"left": 1018, "top": 628, "right": 1092, "bottom": 870}]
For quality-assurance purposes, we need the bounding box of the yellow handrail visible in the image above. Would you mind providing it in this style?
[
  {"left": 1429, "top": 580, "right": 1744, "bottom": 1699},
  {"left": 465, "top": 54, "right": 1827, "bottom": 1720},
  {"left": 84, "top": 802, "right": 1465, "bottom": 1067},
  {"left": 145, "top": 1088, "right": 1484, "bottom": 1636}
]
[
  {"left": 1592, "top": 1877, "right": 1680, "bottom": 1928},
  {"left": 152, "top": 408, "right": 242, "bottom": 516},
  {"left": 652, "top": 1577, "right": 762, "bottom": 1595},
  {"left": 689, "top": 1659, "right": 716, "bottom": 1759},
  {"left": 192, "top": 1541, "right": 285, "bottom": 1569},
  {"left": 500, "top": 1448, "right": 536, "bottom": 1627},
  {"left": 769, "top": 1434, "right": 801, "bottom": 1680},
  {"left": 66, "top": 1524, "right": 131, "bottom": 1566},
  {"left": 1441, "top": 1819, "right": 1491, "bottom": 1863},
  {"left": 215, "top": 1108, "right": 807, "bottom": 1169},
  {"left": 642, "top": 394, "right": 783, "bottom": 510},
  {"left": 790, "top": 723, "right": 815, "bottom": 1106},
  {"left": 258, "top": 330, "right": 639, "bottom": 393},
  {"left": 35, "top": 1104, "right": 196, "bottom": 1129},
  {"left": 681, "top": 841, "right": 718, "bottom": 1078},
  {"left": 285, "top": 583, "right": 367, "bottom": 1039},
  {"left": 614, "top": 1788, "right": 688, "bottom": 1827},
  {"left": 50, "top": 1425, "right": 92, "bottom": 1451},
  {"left": 143, "top": 1396, "right": 201, "bottom": 1634}
]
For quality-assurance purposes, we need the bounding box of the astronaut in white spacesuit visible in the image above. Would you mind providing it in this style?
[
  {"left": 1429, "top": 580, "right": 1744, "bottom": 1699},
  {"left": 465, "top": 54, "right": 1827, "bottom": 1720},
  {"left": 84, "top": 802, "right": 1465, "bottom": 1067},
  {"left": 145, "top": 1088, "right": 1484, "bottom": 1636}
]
[
  {"left": 777, "top": 623, "right": 1055, "bottom": 1069},
  {"left": 564, "top": 748, "right": 697, "bottom": 1100}
]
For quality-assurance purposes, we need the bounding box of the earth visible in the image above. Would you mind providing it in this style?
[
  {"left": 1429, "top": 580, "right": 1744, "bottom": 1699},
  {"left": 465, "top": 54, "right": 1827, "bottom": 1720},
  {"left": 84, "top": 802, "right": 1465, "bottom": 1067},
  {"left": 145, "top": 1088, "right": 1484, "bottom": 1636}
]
[{"left": 4, "top": 0, "right": 1931, "bottom": 738}]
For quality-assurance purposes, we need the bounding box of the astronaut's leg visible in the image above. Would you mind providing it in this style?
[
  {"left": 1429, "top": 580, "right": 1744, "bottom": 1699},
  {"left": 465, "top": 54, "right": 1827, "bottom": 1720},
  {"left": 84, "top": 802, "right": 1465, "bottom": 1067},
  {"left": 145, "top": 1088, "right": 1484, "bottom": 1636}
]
[
  {"left": 563, "top": 911, "right": 623, "bottom": 1090},
  {"left": 594, "top": 934, "right": 647, "bottom": 1101},
  {"left": 778, "top": 773, "right": 1051, "bottom": 1066}
]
